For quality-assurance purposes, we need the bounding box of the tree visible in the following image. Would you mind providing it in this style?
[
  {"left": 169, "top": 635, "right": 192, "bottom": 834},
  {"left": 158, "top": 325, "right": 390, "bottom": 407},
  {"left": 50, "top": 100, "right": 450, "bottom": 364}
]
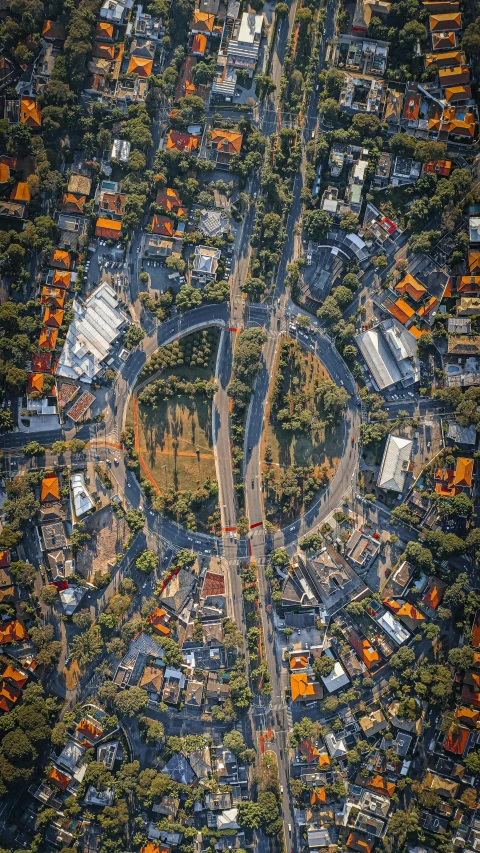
[
  {"left": 324, "top": 67, "right": 345, "bottom": 98},
  {"left": 6, "top": 366, "right": 27, "bottom": 393},
  {"left": 166, "top": 255, "right": 186, "bottom": 273},
  {"left": 136, "top": 550, "right": 158, "bottom": 574},
  {"left": 271, "top": 548, "right": 290, "bottom": 569},
  {"left": 125, "top": 509, "right": 145, "bottom": 533},
  {"left": 176, "top": 284, "right": 202, "bottom": 312},
  {"left": 299, "top": 533, "right": 323, "bottom": 552},
  {"left": 125, "top": 326, "right": 145, "bottom": 351},
  {"left": 318, "top": 98, "right": 340, "bottom": 124},
  {"left": 68, "top": 438, "right": 86, "bottom": 454},
  {"left": 317, "top": 296, "right": 342, "bottom": 325},
  {"left": 72, "top": 609, "right": 93, "bottom": 629},
  {"left": 462, "top": 19, "right": 480, "bottom": 56},
  {"left": 303, "top": 209, "right": 332, "bottom": 241},
  {"left": 276, "top": 2, "right": 289, "bottom": 17},
  {"left": 448, "top": 646, "right": 474, "bottom": 671},
  {"left": 332, "top": 285, "right": 354, "bottom": 308},
  {"left": 140, "top": 717, "right": 165, "bottom": 745},
  {"left": 313, "top": 656, "right": 335, "bottom": 677},
  {"left": 158, "top": 637, "right": 183, "bottom": 668},
  {"left": 114, "top": 686, "right": 148, "bottom": 717},
  {"left": 340, "top": 212, "right": 359, "bottom": 233},
  {"left": 29, "top": 624, "right": 62, "bottom": 667},
  {"left": 10, "top": 560, "right": 36, "bottom": 588},
  {"left": 390, "top": 646, "right": 416, "bottom": 670},
  {"left": 465, "top": 750, "right": 480, "bottom": 773},
  {"left": 223, "top": 730, "right": 248, "bottom": 757},
  {"left": 71, "top": 627, "right": 103, "bottom": 667},
  {"left": 23, "top": 441, "right": 45, "bottom": 457},
  {"left": 390, "top": 133, "right": 417, "bottom": 158},
  {"left": 39, "top": 584, "right": 58, "bottom": 606},
  {"left": 404, "top": 541, "right": 435, "bottom": 573},
  {"left": 51, "top": 441, "right": 67, "bottom": 455}
]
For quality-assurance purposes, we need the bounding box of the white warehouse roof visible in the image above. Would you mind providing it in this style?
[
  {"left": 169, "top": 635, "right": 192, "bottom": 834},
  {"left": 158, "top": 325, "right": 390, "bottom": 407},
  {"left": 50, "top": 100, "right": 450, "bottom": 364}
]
[{"left": 377, "top": 434, "right": 413, "bottom": 492}]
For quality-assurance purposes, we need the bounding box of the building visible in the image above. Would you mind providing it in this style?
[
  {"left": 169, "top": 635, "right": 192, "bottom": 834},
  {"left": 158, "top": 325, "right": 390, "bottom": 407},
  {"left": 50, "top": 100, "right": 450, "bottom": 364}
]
[
  {"left": 377, "top": 610, "right": 410, "bottom": 645},
  {"left": 111, "top": 139, "right": 131, "bottom": 162},
  {"left": 322, "top": 661, "right": 350, "bottom": 693},
  {"left": 346, "top": 529, "right": 380, "bottom": 567},
  {"left": 377, "top": 434, "right": 413, "bottom": 492},
  {"left": 356, "top": 318, "right": 420, "bottom": 391},
  {"left": 210, "top": 128, "right": 243, "bottom": 166},
  {"left": 71, "top": 474, "right": 94, "bottom": 519},
  {"left": 192, "top": 246, "right": 221, "bottom": 282},
  {"left": 339, "top": 75, "right": 384, "bottom": 116},
  {"left": 56, "top": 283, "right": 128, "bottom": 383},
  {"left": 227, "top": 13, "right": 263, "bottom": 76},
  {"left": 391, "top": 156, "right": 421, "bottom": 186}
]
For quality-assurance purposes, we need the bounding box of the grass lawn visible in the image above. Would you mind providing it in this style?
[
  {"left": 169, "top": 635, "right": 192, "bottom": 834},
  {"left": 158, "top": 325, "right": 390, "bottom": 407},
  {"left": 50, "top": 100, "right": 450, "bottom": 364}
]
[
  {"left": 126, "top": 331, "right": 219, "bottom": 501},
  {"left": 262, "top": 341, "right": 344, "bottom": 527}
]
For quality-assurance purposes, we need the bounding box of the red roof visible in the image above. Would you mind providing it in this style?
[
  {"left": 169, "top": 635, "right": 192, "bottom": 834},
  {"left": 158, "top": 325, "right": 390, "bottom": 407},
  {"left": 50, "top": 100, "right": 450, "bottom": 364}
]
[{"left": 202, "top": 571, "right": 225, "bottom": 597}]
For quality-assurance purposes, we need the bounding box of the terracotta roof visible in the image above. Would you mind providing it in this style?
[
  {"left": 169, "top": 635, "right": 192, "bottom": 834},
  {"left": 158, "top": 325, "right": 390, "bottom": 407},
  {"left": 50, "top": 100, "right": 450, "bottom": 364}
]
[
  {"left": 290, "top": 653, "right": 309, "bottom": 670},
  {"left": 32, "top": 352, "right": 52, "bottom": 373},
  {"left": 77, "top": 718, "right": 103, "bottom": 743},
  {"left": 10, "top": 182, "right": 31, "bottom": 202},
  {"left": 0, "top": 164, "right": 9, "bottom": 183},
  {"left": 456, "top": 707, "right": 479, "bottom": 724},
  {"left": 417, "top": 295, "right": 439, "bottom": 317},
  {"left": 469, "top": 253, "right": 480, "bottom": 274},
  {"left": 100, "top": 192, "right": 126, "bottom": 214},
  {"left": 458, "top": 276, "right": 480, "bottom": 293},
  {"left": 299, "top": 739, "right": 320, "bottom": 763},
  {"left": 94, "top": 42, "right": 115, "bottom": 59},
  {"left": 57, "top": 383, "right": 79, "bottom": 407},
  {"left": 152, "top": 215, "right": 174, "bottom": 236},
  {"left": 211, "top": 128, "right": 243, "bottom": 155},
  {"left": 140, "top": 665, "right": 164, "bottom": 692},
  {"left": 43, "top": 307, "right": 64, "bottom": 328},
  {"left": 454, "top": 457, "right": 473, "bottom": 487},
  {"left": 3, "top": 666, "right": 27, "bottom": 688},
  {"left": 439, "top": 66, "right": 471, "bottom": 86},
  {"left": 128, "top": 55, "right": 153, "bottom": 76},
  {"left": 0, "top": 682, "right": 21, "bottom": 704},
  {"left": 368, "top": 775, "right": 396, "bottom": 797},
  {"left": 429, "top": 105, "right": 477, "bottom": 137},
  {"left": 347, "top": 832, "right": 373, "bottom": 853},
  {"left": 41, "top": 19, "right": 66, "bottom": 40},
  {"left": 0, "top": 552, "right": 10, "bottom": 569},
  {"left": 422, "top": 577, "right": 446, "bottom": 609},
  {"left": 28, "top": 373, "right": 45, "bottom": 394},
  {"left": 425, "top": 49, "right": 465, "bottom": 67},
  {"left": 310, "top": 787, "right": 327, "bottom": 805},
  {"left": 444, "top": 722, "right": 470, "bottom": 754},
  {"left": 403, "top": 93, "right": 421, "bottom": 121},
  {"left": 96, "top": 21, "right": 114, "bottom": 38},
  {"left": 51, "top": 270, "right": 71, "bottom": 290},
  {"left": 156, "top": 187, "right": 184, "bottom": 213},
  {"left": 290, "top": 672, "right": 322, "bottom": 701},
  {"left": 148, "top": 607, "right": 171, "bottom": 636},
  {"left": 424, "top": 159, "right": 452, "bottom": 175},
  {"left": 20, "top": 97, "right": 41, "bottom": 128},
  {"left": 362, "top": 640, "right": 381, "bottom": 668},
  {"left": 0, "top": 695, "right": 12, "bottom": 712},
  {"left": 433, "top": 30, "right": 457, "bottom": 49},
  {"left": 444, "top": 82, "right": 473, "bottom": 100},
  {"left": 38, "top": 327, "right": 58, "bottom": 350},
  {"left": 389, "top": 298, "right": 415, "bottom": 325},
  {"left": 0, "top": 620, "right": 27, "bottom": 645},
  {"left": 395, "top": 273, "right": 426, "bottom": 301},
  {"left": 429, "top": 12, "right": 461, "bottom": 30},
  {"left": 49, "top": 767, "right": 71, "bottom": 790},
  {"left": 95, "top": 217, "right": 122, "bottom": 239},
  {"left": 67, "top": 391, "right": 95, "bottom": 423},
  {"left": 167, "top": 130, "right": 199, "bottom": 153},
  {"left": 192, "top": 33, "right": 207, "bottom": 54},
  {"left": 41, "top": 475, "right": 60, "bottom": 503},
  {"left": 397, "top": 602, "right": 425, "bottom": 621},
  {"left": 202, "top": 570, "right": 225, "bottom": 597},
  {"left": 192, "top": 9, "right": 215, "bottom": 32},
  {"left": 41, "top": 286, "right": 66, "bottom": 309},
  {"left": 62, "top": 192, "right": 86, "bottom": 214}
]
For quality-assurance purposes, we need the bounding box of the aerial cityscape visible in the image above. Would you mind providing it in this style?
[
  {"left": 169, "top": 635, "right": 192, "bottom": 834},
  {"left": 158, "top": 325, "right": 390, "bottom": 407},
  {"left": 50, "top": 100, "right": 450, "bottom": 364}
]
[{"left": 0, "top": 0, "right": 480, "bottom": 849}]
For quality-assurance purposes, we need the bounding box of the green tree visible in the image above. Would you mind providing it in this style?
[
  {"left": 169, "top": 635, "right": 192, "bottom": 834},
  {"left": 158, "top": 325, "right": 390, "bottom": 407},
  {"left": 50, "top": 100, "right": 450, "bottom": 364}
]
[
  {"left": 114, "top": 686, "right": 148, "bottom": 717},
  {"left": 71, "top": 627, "right": 103, "bottom": 667},
  {"left": 125, "top": 326, "right": 145, "bottom": 350},
  {"left": 136, "top": 550, "right": 158, "bottom": 574},
  {"left": 303, "top": 209, "right": 332, "bottom": 241}
]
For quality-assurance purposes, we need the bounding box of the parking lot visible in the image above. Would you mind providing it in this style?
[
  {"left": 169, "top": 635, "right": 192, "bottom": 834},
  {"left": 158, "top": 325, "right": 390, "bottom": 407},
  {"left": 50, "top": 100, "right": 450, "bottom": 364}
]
[{"left": 85, "top": 239, "right": 126, "bottom": 292}]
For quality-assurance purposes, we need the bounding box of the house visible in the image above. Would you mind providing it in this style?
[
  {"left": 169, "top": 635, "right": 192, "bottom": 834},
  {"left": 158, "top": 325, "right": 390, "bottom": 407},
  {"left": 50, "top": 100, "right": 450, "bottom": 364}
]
[
  {"left": 192, "top": 9, "right": 215, "bottom": 34},
  {"left": 41, "top": 475, "right": 61, "bottom": 504},
  {"left": 422, "top": 577, "right": 447, "bottom": 610},
  {"left": 20, "top": 96, "right": 41, "bottom": 128},
  {"left": 391, "top": 156, "right": 421, "bottom": 186},
  {"left": 162, "top": 753, "right": 195, "bottom": 785},
  {"left": 210, "top": 128, "right": 243, "bottom": 166},
  {"left": 377, "top": 434, "right": 413, "bottom": 493},
  {"left": 167, "top": 129, "right": 199, "bottom": 153},
  {"left": 444, "top": 722, "right": 471, "bottom": 756},
  {"left": 359, "top": 709, "right": 388, "bottom": 738},
  {"left": 356, "top": 318, "right": 420, "bottom": 391},
  {"left": 189, "top": 745, "right": 211, "bottom": 779},
  {"left": 71, "top": 473, "right": 94, "bottom": 518},
  {"left": 162, "top": 667, "right": 186, "bottom": 705},
  {"left": 111, "top": 139, "right": 131, "bottom": 162},
  {"left": 377, "top": 610, "right": 410, "bottom": 645},
  {"left": 429, "top": 11, "right": 461, "bottom": 31},
  {"left": 139, "top": 664, "right": 164, "bottom": 697},
  {"left": 156, "top": 187, "right": 187, "bottom": 216},
  {"left": 99, "top": 0, "right": 134, "bottom": 25},
  {"left": 324, "top": 732, "right": 348, "bottom": 759},
  {"left": 192, "top": 245, "right": 221, "bottom": 281},
  {"left": 290, "top": 672, "right": 323, "bottom": 702},
  {"left": 321, "top": 661, "right": 350, "bottom": 693},
  {"left": 95, "top": 217, "right": 122, "bottom": 240},
  {"left": 152, "top": 796, "right": 180, "bottom": 819},
  {"left": 434, "top": 457, "right": 474, "bottom": 497},
  {"left": 184, "top": 680, "right": 204, "bottom": 714},
  {"left": 152, "top": 215, "right": 175, "bottom": 237},
  {"left": 346, "top": 530, "right": 380, "bottom": 568}
]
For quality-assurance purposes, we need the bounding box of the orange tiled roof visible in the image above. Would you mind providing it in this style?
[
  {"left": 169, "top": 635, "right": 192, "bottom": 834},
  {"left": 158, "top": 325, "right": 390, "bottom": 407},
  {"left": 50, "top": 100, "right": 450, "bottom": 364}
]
[
  {"left": 192, "top": 9, "right": 215, "bottom": 31},
  {"left": 417, "top": 295, "right": 439, "bottom": 317},
  {"left": 49, "top": 766, "right": 71, "bottom": 790},
  {"left": 0, "top": 620, "right": 27, "bottom": 645},
  {"left": 445, "top": 85, "right": 472, "bottom": 102},
  {"left": 311, "top": 787, "right": 327, "bottom": 805},
  {"left": 456, "top": 707, "right": 479, "bottom": 724},
  {"left": 192, "top": 33, "right": 207, "bottom": 54},
  {"left": 362, "top": 640, "right": 381, "bottom": 668},
  {"left": 290, "top": 672, "right": 321, "bottom": 701},
  {"left": 347, "top": 832, "right": 373, "bottom": 853},
  {"left": 469, "top": 253, "right": 480, "bottom": 274},
  {"left": 20, "top": 97, "right": 41, "bottom": 128},
  {"left": 433, "top": 30, "right": 457, "bottom": 49},
  {"left": 454, "top": 457, "right": 473, "bottom": 488},
  {"left": 51, "top": 249, "right": 71, "bottom": 269},
  {"left": 425, "top": 49, "right": 465, "bottom": 67},
  {"left": 128, "top": 55, "right": 153, "bottom": 76},
  {"left": 52, "top": 270, "right": 71, "bottom": 289},
  {"left": 290, "top": 654, "right": 309, "bottom": 670},
  {"left": 96, "top": 21, "right": 114, "bottom": 38},
  {"left": 395, "top": 273, "right": 426, "bottom": 301},
  {"left": 0, "top": 552, "right": 10, "bottom": 569},
  {"left": 458, "top": 276, "right": 480, "bottom": 293},
  {"left": 403, "top": 93, "right": 421, "bottom": 121},
  {"left": 62, "top": 192, "right": 86, "bottom": 214},
  {"left": 424, "top": 159, "right": 452, "bottom": 176},
  {"left": 41, "top": 287, "right": 66, "bottom": 309},
  {"left": 3, "top": 666, "right": 27, "bottom": 688},
  {"left": 95, "top": 218, "right": 122, "bottom": 239},
  {"left": 39, "top": 327, "right": 58, "bottom": 350},
  {"left": 156, "top": 188, "right": 187, "bottom": 217},
  {"left": 152, "top": 215, "right": 174, "bottom": 237},
  {"left": 28, "top": 373, "right": 44, "bottom": 394},
  {"left": 397, "top": 602, "right": 425, "bottom": 621},
  {"left": 148, "top": 607, "right": 171, "bottom": 637},
  {"left": 368, "top": 775, "right": 395, "bottom": 797},
  {"left": 319, "top": 751, "right": 330, "bottom": 767},
  {"left": 211, "top": 128, "right": 243, "bottom": 155},
  {"left": 10, "top": 182, "right": 31, "bottom": 202},
  {"left": 41, "top": 475, "right": 60, "bottom": 503},
  {"left": 0, "top": 164, "right": 9, "bottom": 183},
  {"left": 429, "top": 105, "right": 477, "bottom": 137},
  {"left": 43, "top": 307, "right": 64, "bottom": 329},
  {"left": 32, "top": 352, "right": 52, "bottom": 373},
  {"left": 439, "top": 66, "right": 471, "bottom": 87},
  {"left": 429, "top": 12, "right": 461, "bottom": 31},
  {"left": 94, "top": 42, "right": 115, "bottom": 59},
  {"left": 167, "top": 130, "right": 199, "bottom": 153},
  {"left": 389, "top": 298, "right": 415, "bottom": 325},
  {"left": 444, "top": 722, "right": 469, "bottom": 754},
  {"left": 408, "top": 326, "right": 427, "bottom": 339},
  {"left": 423, "top": 581, "right": 444, "bottom": 609},
  {"left": 0, "top": 682, "right": 21, "bottom": 704},
  {"left": 77, "top": 718, "right": 103, "bottom": 743}
]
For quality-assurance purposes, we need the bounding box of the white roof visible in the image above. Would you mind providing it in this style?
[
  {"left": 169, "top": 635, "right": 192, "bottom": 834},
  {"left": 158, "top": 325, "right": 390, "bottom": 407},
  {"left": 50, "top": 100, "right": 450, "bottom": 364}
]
[
  {"left": 71, "top": 473, "right": 94, "bottom": 517},
  {"left": 56, "top": 282, "right": 126, "bottom": 383},
  {"left": 378, "top": 610, "right": 410, "bottom": 645},
  {"left": 60, "top": 585, "right": 86, "bottom": 615},
  {"left": 238, "top": 12, "right": 263, "bottom": 43},
  {"left": 111, "top": 139, "right": 131, "bottom": 161},
  {"left": 322, "top": 661, "right": 350, "bottom": 693},
  {"left": 377, "top": 433, "right": 413, "bottom": 492},
  {"left": 217, "top": 808, "right": 239, "bottom": 830},
  {"left": 356, "top": 327, "right": 402, "bottom": 389}
]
